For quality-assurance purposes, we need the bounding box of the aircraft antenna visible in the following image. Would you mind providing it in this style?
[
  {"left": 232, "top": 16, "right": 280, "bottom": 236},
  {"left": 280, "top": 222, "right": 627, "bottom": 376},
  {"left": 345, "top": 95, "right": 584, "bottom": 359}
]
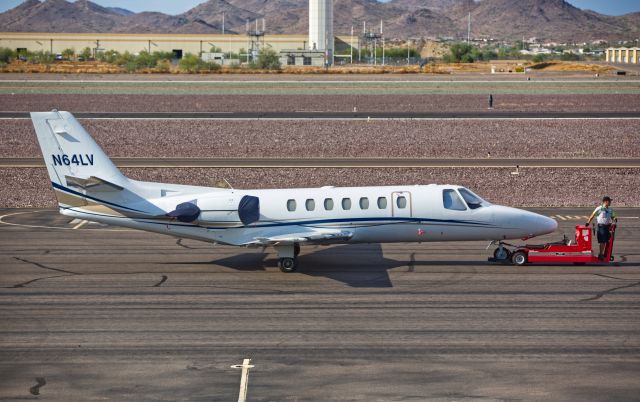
[{"left": 223, "top": 178, "right": 234, "bottom": 190}]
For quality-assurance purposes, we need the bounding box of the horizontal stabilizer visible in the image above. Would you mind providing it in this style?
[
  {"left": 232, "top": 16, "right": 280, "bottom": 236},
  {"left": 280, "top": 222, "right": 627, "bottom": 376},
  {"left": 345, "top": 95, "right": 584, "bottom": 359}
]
[{"left": 65, "top": 175, "right": 124, "bottom": 192}]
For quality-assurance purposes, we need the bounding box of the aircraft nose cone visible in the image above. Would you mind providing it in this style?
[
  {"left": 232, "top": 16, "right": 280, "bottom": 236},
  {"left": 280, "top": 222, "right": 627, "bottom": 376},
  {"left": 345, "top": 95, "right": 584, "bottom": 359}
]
[
  {"left": 527, "top": 213, "right": 558, "bottom": 236},
  {"left": 541, "top": 215, "right": 559, "bottom": 234}
]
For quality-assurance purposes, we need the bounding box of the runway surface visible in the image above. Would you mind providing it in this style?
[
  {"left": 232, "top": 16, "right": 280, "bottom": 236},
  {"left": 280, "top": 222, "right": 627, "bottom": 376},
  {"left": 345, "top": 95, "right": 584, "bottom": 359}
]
[
  {"left": 2, "top": 111, "right": 640, "bottom": 119},
  {"left": 1, "top": 208, "right": 639, "bottom": 401},
  {"left": 3, "top": 157, "right": 639, "bottom": 169}
]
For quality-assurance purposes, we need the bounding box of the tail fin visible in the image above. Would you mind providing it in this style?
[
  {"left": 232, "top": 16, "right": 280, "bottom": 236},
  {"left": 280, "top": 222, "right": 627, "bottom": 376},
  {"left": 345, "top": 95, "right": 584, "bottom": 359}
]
[{"left": 31, "top": 110, "right": 129, "bottom": 208}]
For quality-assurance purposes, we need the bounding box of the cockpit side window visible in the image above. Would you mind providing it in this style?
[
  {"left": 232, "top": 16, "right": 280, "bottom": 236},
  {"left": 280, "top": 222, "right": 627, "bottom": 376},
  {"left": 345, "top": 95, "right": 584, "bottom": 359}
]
[
  {"left": 459, "top": 188, "right": 488, "bottom": 209},
  {"left": 443, "top": 189, "right": 467, "bottom": 211}
]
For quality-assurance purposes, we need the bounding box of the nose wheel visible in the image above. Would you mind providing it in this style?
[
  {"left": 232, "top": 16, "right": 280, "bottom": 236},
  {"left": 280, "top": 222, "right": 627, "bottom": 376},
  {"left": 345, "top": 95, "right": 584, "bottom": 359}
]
[{"left": 493, "top": 245, "right": 512, "bottom": 261}]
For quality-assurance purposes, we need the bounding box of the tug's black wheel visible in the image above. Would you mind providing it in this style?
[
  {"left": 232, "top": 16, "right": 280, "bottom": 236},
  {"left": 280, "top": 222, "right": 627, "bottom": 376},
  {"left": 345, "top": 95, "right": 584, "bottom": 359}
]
[
  {"left": 512, "top": 251, "right": 528, "bottom": 266},
  {"left": 278, "top": 257, "right": 297, "bottom": 273}
]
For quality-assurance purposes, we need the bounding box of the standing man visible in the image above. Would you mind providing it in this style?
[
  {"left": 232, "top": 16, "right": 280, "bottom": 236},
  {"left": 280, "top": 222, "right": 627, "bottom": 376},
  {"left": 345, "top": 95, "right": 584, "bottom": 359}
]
[
  {"left": 488, "top": 94, "right": 493, "bottom": 109},
  {"left": 586, "top": 196, "right": 617, "bottom": 260}
]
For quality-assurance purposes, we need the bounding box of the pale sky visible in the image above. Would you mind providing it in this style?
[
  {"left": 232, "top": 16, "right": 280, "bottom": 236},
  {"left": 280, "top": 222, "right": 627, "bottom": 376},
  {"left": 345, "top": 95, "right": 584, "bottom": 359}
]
[{"left": 1, "top": 0, "right": 639, "bottom": 16}]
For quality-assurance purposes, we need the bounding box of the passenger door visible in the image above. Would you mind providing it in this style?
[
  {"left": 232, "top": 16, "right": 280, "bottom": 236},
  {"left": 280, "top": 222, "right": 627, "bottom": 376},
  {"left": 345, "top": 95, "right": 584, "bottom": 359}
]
[{"left": 391, "top": 191, "right": 412, "bottom": 218}]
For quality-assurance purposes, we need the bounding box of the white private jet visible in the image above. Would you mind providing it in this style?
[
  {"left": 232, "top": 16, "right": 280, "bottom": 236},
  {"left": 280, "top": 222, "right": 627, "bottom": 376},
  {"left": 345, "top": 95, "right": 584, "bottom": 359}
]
[{"left": 32, "top": 111, "right": 558, "bottom": 272}]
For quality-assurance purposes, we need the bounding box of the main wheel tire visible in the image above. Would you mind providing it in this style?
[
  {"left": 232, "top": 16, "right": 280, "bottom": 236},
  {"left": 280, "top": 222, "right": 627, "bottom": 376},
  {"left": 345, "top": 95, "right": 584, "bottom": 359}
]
[
  {"left": 512, "top": 251, "right": 528, "bottom": 266},
  {"left": 278, "top": 257, "right": 297, "bottom": 273},
  {"left": 493, "top": 247, "right": 511, "bottom": 261},
  {"left": 294, "top": 243, "right": 301, "bottom": 257}
]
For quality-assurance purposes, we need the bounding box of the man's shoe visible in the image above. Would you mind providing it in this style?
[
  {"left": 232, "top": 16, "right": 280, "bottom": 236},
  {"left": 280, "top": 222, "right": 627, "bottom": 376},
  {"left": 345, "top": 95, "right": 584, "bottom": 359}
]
[{"left": 598, "top": 254, "right": 604, "bottom": 260}]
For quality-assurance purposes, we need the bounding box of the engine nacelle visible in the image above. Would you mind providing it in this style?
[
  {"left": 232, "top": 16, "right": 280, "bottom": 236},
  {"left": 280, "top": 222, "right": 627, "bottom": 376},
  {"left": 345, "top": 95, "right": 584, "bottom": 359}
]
[{"left": 169, "top": 194, "right": 260, "bottom": 226}]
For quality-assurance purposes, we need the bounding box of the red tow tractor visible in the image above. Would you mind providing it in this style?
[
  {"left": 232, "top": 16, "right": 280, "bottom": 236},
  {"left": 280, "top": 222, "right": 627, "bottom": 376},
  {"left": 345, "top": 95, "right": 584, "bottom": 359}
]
[{"left": 490, "top": 224, "right": 617, "bottom": 266}]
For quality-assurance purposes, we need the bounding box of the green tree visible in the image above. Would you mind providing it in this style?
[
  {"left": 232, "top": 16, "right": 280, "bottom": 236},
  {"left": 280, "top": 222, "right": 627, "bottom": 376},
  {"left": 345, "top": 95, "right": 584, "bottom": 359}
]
[
  {"left": 0, "top": 47, "right": 15, "bottom": 63},
  {"left": 61, "top": 48, "right": 75, "bottom": 60},
  {"left": 531, "top": 54, "right": 546, "bottom": 63},
  {"left": 79, "top": 47, "right": 92, "bottom": 60},
  {"left": 251, "top": 48, "right": 281, "bottom": 70},
  {"left": 135, "top": 51, "right": 155, "bottom": 68},
  {"left": 444, "top": 43, "right": 475, "bottom": 63},
  {"left": 178, "top": 53, "right": 202, "bottom": 73},
  {"left": 32, "top": 51, "right": 54, "bottom": 65}
]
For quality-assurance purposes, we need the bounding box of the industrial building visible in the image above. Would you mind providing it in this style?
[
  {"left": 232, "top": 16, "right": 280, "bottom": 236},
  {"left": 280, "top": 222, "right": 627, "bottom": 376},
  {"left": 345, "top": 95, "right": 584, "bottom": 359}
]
[
  {"left": 0, "top": 32, "right": 350, "bottom": 58},
  {"left": 606, "top": 47, "right": 640, "bottom": 64},
  {"left": 0, "top": 0, "right": 346, "bottom": 67}
]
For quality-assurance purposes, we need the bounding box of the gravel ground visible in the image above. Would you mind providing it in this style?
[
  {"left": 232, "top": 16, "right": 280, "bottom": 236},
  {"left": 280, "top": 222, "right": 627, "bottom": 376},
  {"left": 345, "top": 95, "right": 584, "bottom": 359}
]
[
  {"left": 2, "top": 119, "right": 638, "bottom": 159},
  {"left": 2, "top": 94, "right": 640, "bottom": 113},
  {"left": 3, "top": 167, "right": 638, "bottom": 208}
]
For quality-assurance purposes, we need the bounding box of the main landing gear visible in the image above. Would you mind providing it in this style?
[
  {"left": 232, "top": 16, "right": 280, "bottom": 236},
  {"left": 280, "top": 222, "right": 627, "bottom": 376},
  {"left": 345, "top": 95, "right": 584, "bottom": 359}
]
[{"left": 276, "top": 243, "right": 301, "bottom": 273}]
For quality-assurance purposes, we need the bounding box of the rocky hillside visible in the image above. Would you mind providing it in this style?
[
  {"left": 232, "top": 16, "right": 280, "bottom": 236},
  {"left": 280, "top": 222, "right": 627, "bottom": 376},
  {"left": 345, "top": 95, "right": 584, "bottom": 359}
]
[{"left": 0, "top": 0, "right": 638, "bottom": 41}]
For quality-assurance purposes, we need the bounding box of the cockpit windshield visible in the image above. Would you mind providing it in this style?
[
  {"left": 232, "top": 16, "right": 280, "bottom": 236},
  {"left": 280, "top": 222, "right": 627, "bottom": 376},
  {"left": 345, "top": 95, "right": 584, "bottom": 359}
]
[{"left": 458, "top": 188, "right": 490, "bottom": 209}]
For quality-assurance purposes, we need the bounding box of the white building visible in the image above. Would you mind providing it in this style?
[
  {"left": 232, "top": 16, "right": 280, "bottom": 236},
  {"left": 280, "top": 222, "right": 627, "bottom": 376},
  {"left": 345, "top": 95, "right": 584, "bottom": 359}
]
[
  {"left": 606, "top": 47, "right": 640, "bottom": 64},
  {"left": 308, "top": 0, "right": 334, "bottom": 65}
]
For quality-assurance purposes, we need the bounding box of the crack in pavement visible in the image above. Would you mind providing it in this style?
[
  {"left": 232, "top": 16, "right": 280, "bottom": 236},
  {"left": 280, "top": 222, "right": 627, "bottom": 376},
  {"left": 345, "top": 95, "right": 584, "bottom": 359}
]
[
  {"left": 593, "top": 273, "right": 639, "bottom": 281},
  {"left": 153, "top": 275, "right": 168, "bottom": 287},
  {"left": 13, "top": 257, "right": 78, "bottom": 275},
  {"left": 581, "top": 280, "right": 640, "bottom": 301},
  {"left": 10, "top": 274, "right": 70, "bottom": 288},
  {"left": 176, "top": 238, "right": 196, "bottom": 249},
  {"left": 29, "top": 377, "right": 46, "bottom": 396}
]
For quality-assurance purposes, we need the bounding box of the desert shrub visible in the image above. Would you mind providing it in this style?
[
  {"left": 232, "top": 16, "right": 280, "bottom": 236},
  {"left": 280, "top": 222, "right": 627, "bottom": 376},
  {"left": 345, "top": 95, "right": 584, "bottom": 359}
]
[
  {"left": 156, "top": 59, "right": 171, "bottom": 73},
  {"left": 124, "top": 61, "right": 139, "bottom": 72},
  {"left": 135, "top": 51, "right": 155, "bottom": 68},
  {"left": 178, "top": 53, "right": 220, "bottom": 73},
  {"left": 250, "top": 48, "right": 281, "bottom": 70},
  {"left": 61, "top": 48, "right": 75, "bottom": 60},
  {"left": 79, "top": 47, "right": 92, "bottom": 60},
  {"left": 31, "top": 51, "right": 54, "bottom": 65},
  {"left": 0, "top": 47, "right": 15, "bottom": 63}
]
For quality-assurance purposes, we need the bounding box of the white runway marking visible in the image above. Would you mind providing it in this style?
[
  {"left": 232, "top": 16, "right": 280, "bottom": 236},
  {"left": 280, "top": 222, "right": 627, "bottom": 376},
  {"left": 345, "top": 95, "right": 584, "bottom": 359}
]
[
  {"left": 72, "top": 220, "right": 88, "bottom": 230},
  {"left": 231, "top": 358, "right": 254, "bottom": 402},
  {"left": 0, "top": 210, "right": 130, "bottom": 231}
]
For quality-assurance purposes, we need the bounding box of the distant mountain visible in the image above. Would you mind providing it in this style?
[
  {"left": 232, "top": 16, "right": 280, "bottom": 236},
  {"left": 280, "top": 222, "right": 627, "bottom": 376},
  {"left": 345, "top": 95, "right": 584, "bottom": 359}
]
[
  {"left": 0, "top": 0, "right": 638, "bottom": 41},
  {"left": 106, "top": 7, "right": 135, "bottom": 16}
]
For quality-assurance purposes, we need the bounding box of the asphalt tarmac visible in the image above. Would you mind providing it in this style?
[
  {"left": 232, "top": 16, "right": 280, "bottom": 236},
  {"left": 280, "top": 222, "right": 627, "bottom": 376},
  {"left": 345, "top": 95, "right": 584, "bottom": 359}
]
[{"left": 1, "top": 208, "right": 639, "bottom": 401}]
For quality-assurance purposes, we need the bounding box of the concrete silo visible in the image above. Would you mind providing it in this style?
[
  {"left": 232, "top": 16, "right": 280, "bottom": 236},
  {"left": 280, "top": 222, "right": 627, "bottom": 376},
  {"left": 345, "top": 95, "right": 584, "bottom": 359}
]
[{"left": 309, "top": 0, "right": 334, "bottom": 65}]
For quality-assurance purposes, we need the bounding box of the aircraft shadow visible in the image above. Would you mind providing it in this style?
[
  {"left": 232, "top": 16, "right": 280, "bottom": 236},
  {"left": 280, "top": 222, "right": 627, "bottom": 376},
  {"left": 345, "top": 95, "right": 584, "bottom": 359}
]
[{"left": 205, "top": 243, "right": 479, "bottom": 288}]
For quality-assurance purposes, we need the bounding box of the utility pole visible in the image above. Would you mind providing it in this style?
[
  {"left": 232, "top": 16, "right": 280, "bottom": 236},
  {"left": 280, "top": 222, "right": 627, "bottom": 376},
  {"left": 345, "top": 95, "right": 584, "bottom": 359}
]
[
  {"left": 350, "top": 25, "right": 354, "bottom": 64},
  {"left": 467, "top": 12, "right": 471, "bottom": 43},
  {"left": 222, "top": 12, "right": 225, "bottom": 35}
]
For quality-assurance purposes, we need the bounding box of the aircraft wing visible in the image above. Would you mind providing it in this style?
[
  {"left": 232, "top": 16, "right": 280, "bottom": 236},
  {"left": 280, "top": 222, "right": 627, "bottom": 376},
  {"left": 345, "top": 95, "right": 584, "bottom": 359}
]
[{"left": 250, "top": 229, "right": 353, "bottom": 246}]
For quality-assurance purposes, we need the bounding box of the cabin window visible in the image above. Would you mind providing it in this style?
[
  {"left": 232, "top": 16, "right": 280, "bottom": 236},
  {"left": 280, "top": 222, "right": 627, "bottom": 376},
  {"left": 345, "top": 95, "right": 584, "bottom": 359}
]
[
  {"left": 324, "top": 198, "right": 334, "bottom": 210},
  {"left": 443, "top": 189, "right": 467, "bottom": 211},
  {"left": 377, "top": 196, "right": 387, "bottom": 209},
  {"left": 359, "top": 197, "right": 369, "bottom": 209},
  {"left": 305, "top": 199, "right": 315, "bottom": 211},
  {"left": 396, "top": 196, "right": 407, "bottom": 209},
  {"left": 287, "top": 199, "right": 297, "bottom": 212},
  {"left": 342, "top": 198, "right": 352, "bottom": 210},
  {"left": 459, "top": 188, "right": 486, "bottom": 209}
]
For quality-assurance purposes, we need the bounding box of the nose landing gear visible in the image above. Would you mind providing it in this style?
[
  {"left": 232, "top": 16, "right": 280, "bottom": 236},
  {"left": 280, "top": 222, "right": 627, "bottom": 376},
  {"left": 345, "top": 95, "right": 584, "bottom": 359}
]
[{"left": 492, "top": 243, "right": 512, "bottom": 261}]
